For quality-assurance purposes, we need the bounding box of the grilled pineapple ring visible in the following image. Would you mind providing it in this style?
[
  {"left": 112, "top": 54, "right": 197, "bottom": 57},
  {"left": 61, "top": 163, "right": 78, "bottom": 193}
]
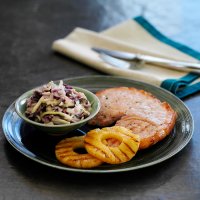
[
  {"left": 55, "top": 136, "right": 103, "bottom": 168},
  {"left": 84, "top": 126, "right": 140, "bottom": 164}
]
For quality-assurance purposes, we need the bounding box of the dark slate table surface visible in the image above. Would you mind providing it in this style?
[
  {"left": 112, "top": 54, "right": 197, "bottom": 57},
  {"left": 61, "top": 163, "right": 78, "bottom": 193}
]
[{"left": 0, "top": 1, "right": 200, "bottom": 199}]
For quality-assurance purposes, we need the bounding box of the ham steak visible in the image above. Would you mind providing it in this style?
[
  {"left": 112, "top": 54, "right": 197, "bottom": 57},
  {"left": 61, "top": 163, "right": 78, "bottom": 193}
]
[{"left": 89, "top": 87, "right": 177, "bottom": 149}]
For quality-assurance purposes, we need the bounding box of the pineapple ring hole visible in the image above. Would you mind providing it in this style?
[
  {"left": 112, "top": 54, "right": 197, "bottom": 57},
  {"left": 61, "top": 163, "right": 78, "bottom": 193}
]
[
  {"left": 101, "top": 133, "right": 123, "bottom": 147},
  {"left": 74, "top": 147, "right": 88, "bottom": 154}
]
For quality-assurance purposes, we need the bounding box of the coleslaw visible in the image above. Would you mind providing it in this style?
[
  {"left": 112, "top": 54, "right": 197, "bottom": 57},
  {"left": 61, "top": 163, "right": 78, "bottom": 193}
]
[{"left": 25, "top": 80, "right": 92, "bottom": 125}]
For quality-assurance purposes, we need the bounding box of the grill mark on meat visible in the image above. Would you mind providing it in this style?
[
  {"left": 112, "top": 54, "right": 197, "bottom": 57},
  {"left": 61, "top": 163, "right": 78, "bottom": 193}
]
[{"left": 116, "top": 115, "right": 173, "bottom": 149}]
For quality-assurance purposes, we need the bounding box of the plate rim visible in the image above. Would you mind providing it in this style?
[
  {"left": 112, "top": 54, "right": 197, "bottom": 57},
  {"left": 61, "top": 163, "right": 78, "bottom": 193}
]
[{"left": 2, "top": 75, "right": 194, "bottom": 173}]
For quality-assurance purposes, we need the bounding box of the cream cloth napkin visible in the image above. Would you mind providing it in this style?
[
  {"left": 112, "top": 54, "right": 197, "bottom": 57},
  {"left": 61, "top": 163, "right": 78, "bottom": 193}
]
[{"left": 52, "top": 16, "right": 200, "bottom": 98}]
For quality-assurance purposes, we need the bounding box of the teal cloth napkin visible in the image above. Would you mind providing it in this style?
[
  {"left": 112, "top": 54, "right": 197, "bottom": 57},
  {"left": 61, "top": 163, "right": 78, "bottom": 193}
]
[
  {"left": 52, "top": 16, "right": 200, "bottom": 99},
  {"left": 135, "top": 17, "right": 200, "bottom": 98}
]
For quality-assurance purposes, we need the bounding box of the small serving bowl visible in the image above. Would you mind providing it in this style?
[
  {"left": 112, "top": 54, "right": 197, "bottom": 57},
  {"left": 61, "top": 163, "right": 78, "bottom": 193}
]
[{"left": 15, "top": 86, "right": 100, "bottom": 136}]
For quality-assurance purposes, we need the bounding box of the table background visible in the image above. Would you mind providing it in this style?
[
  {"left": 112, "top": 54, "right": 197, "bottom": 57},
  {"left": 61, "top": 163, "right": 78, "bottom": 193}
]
[{"left": 0, "top": 0, "right": 200, "bottom": 199}]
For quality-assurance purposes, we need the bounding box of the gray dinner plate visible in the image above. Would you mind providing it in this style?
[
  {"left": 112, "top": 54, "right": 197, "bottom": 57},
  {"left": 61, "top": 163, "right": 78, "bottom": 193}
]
[{"left": 2, "top": 75, "right": 193, "bottom": 173}]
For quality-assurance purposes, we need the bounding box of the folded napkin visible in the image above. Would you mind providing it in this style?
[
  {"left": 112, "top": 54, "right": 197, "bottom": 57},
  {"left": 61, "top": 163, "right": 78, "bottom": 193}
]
[{"left": 52, "top": 16, "right": 200, "bottom": 99}]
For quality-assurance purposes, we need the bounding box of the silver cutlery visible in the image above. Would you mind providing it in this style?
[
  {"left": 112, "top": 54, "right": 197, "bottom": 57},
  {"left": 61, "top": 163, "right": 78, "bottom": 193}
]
[{"left": 92, "top": 47, "right": 200, "bottom": 73}]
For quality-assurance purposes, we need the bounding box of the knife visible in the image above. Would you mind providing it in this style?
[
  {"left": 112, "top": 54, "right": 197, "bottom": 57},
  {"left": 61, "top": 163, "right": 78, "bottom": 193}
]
[{"left": 92, "top": 47, "right": 200, "bottom": 73}]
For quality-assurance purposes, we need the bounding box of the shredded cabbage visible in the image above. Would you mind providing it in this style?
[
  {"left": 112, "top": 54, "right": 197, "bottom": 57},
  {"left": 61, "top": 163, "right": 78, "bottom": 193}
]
[{"left": 25, "top": 80, "right": 91, "bottom": 125}]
